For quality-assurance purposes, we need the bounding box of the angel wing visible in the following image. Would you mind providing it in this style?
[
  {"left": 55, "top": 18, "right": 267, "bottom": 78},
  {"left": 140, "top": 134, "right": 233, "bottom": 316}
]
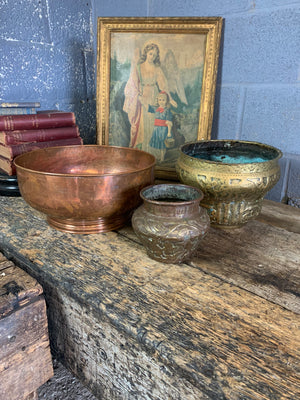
[{"left": 161, "top": 49, "right": 188, "bottom": 105}]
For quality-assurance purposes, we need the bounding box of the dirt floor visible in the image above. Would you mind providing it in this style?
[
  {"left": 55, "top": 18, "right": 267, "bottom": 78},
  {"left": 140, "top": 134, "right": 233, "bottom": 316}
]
[{"left": 38, "top": 359, "right": 98, "bottom": 400}]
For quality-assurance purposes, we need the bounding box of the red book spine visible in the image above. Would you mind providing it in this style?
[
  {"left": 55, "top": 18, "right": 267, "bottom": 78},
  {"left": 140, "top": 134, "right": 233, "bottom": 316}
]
[
  {"left": 0, "top": 126, "right": 80, "bottom": 145},
  {"left": 0, "top": 112, "right": 76, "bottom": 131},
  {"left": 0, "top": 137, "right": 83, "bottom": 159}
]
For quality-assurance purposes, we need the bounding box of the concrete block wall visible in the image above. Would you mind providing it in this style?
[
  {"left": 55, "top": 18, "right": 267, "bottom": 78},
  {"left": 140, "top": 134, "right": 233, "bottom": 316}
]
[
  {"left": 1, "top": 1, "right": 299, "bottom": 204},
  {"left": 97, "top": 0, "right": 300, "bottom": 204},
  {"left": 0, "top": 0, "right": 96, "bottom": 144},
  {"left": 95, "top": 0, "right": 300, "bottom": 206}
]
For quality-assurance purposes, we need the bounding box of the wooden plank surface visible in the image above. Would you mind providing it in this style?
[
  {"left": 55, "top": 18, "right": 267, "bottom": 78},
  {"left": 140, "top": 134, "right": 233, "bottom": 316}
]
[
  {"left": 119, "top": 203, "right": 300, "bottom": 314},
  {"left": 0, "top": 196, "right": 299, "bottom": 399},
  {"left": 192, "top": 219, "right": 299, "bottom": 314},
  {"left": 258, "top": 199, "right": 300, "bottom": 234}
]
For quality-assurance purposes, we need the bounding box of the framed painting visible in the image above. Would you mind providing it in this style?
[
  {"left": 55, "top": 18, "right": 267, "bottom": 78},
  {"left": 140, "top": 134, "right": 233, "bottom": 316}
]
[{"left": 96, "top": 17, "right": 223, "bottom": 179}]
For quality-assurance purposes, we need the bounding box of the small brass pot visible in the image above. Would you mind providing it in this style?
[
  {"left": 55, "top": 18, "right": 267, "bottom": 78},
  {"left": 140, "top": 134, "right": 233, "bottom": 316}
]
[
  {"left": 132, "top": 184, "right": 210, "bottom": 263},
  {"left": 176, "top": 140, "right": 282, "bottom": 228}
]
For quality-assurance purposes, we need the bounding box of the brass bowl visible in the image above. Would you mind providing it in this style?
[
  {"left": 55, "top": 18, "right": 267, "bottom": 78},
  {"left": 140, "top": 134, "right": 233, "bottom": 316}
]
[
  {"left": 176, "top": 140, "right": 282, "bottom": 228},
  {"left": 14, "top": 145, "right": 155, "bottom": 234}
]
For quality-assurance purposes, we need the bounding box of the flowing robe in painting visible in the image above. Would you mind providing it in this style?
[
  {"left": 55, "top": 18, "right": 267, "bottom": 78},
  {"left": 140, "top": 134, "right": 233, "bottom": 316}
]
[{"left": 123, "top": 63, "right": 170, "bottom": 153}]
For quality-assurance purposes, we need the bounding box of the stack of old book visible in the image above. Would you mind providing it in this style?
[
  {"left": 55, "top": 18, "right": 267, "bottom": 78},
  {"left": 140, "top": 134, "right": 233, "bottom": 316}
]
[{"left": 0, "top": 110, "right": 83, "bottom": 176}]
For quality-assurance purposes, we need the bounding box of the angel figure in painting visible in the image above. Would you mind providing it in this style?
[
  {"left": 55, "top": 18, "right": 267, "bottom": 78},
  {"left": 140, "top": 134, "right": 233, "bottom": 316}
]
[{"left": 123, "top": 42, "right": 187, "bottom": 159}]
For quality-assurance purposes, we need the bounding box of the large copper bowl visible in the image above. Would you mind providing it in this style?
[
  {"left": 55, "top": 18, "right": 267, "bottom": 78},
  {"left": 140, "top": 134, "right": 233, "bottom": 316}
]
[
  {"left": 14, "top": 145, "right": 155, "bottom": 234},
  {"left": 176, "top": 140, "right": 282, "bottom": 228}
]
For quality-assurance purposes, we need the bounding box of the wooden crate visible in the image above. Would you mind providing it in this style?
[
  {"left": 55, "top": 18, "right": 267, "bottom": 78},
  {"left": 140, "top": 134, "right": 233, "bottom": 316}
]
[{"left": 0, "top": 253, "right": 53, "bottom": 400}]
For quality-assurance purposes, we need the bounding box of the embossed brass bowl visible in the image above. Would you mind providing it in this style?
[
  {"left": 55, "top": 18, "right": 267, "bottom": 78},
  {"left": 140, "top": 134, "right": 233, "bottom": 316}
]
[
  {"left": 176, "top": 140, "right": 282, "bottom": 228},
  {"left": 132, "top": 183, "right": 210, "bottom": 263},
  {"left": 14, "top": 145, "right": 155, "bottom": 234}
]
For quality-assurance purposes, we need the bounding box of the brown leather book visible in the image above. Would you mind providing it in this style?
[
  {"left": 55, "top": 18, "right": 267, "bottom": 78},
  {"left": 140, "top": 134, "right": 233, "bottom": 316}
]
[
  {"left": 0, "top": 137, "right": 83, "bottom": 159},
  {"left": 0, "top": 126, "right": 80, "bottom": 145},
  {"left": 0, "top": 112, "right": 76, "bottom": 131}
]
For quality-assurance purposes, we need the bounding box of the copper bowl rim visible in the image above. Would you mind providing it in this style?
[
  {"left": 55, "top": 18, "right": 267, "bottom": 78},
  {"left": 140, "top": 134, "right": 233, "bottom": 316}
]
[
  {"left": 14, "top": 145, "right": 156, "bottom": 177},
  {"left": 179, "top": 139, "right": 283, "bottom": 166}
]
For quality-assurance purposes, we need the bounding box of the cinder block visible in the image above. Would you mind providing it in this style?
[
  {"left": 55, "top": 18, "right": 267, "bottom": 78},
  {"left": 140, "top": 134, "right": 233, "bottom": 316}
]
[
  {"left": 0, "top": 1, "right": 51, "bottom": 43},
  {"left": 265, "top": 157, "right": 288, "bottom": 202},
  {"left": 0, "top": 43, "right": 88, "bottom": 102},
  {"left": 212, "top": 86, "right": 243, "bottom": 139},
  {"left": 97, "top": 0, "right": 148, "bottom": 16},
  {"left": 221, "top": 8, "right": 299, "bottom": 84},
  {"left": 254, "top": 0, "right": 295, "bottom": 9},
  {"left": 241, "top": 86, "right": 300, "bottom": 154},
  {"left": 149, "top": 0, "right": 249, "bottom": 16},
  {"left": 48, "top": 0, "right": 92, "bottom": 45}
]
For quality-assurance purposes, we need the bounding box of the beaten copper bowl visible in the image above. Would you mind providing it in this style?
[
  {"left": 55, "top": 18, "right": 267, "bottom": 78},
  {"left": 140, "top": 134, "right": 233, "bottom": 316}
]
[{"left": 14, "top": 145, "right": 155, "bottom": 234}]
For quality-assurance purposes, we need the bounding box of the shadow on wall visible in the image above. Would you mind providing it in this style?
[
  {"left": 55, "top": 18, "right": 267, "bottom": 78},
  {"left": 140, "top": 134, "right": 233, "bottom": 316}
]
[
  {"left": 211, "top": 20, "right": 225, "bottom": 140},
  {"left": 69, "top": 40, "right": 97, "bottom": 145},
  {"left": 72, "top": 98, "right": 97, "bottom": 145}
]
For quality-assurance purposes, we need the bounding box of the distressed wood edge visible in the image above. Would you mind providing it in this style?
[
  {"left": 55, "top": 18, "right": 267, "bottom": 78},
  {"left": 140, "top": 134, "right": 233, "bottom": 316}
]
[
  {"left": 1, "top": 255, "right": 44, "bottom": 318},
  {"left": 258, "top": 199, "right": 300, "bottom": 233},
  {"left": 45, "top": 280, "right": 300, "bottom": 400},
  {"left": 0, "top": 297, "right": 53, "bottom": 398}
]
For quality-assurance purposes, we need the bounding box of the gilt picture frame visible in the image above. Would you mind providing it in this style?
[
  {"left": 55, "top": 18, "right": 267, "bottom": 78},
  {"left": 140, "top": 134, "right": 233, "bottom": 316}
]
[{"left": 96, "top": 17, "right": 223, "bottom": 179}]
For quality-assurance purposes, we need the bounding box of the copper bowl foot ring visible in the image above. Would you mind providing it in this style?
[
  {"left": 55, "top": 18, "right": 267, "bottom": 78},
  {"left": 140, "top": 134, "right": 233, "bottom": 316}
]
[{"left": 47, "top": 213, "right": 131, "bottom": 234}]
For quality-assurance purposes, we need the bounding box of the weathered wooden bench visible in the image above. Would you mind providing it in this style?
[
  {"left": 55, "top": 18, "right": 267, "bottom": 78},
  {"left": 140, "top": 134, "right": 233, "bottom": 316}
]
[
  {"left": 0, "top": 196, "right": 299, "bottom": 399},
  {"left": 0, "top": 252, "right": 53, "bottom": 399}
]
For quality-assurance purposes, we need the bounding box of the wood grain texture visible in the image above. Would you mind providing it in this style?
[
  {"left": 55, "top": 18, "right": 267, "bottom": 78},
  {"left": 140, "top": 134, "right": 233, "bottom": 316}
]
[
  {"left": 0, "top": 255, "right": 53, "bottom": 399},
  {"left": 258, "top": 199, "right": 300, "bottom": 234},
  {"left": 0, "top": 296, "right": 53, "bottom": 399},
  {"left": 191, "top": 220, "right": 299, "bottom": 314},
  {"left": 120, "top": 206, "right": 300, "bottom": 314},
  {"left": 0, "top": 197, "right": 299, "bottom": 399},
  {"left": 45, "top": 286, "right": 212, "bottom": 400},
  {"left": 0, "top": 257, "right": 43, "bottom": 318}
]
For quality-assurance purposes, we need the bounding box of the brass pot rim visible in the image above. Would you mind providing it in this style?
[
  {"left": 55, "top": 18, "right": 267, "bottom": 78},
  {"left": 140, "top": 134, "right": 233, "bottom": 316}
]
[
  {"left": 140, "top": 183, "right": 204, "bottom": 206},
  {"left": 14, "top": 144, "right": 156, "bottom": 177},
  {"left": 179, "top": 139, "right": 283, "bottom": 166}
]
